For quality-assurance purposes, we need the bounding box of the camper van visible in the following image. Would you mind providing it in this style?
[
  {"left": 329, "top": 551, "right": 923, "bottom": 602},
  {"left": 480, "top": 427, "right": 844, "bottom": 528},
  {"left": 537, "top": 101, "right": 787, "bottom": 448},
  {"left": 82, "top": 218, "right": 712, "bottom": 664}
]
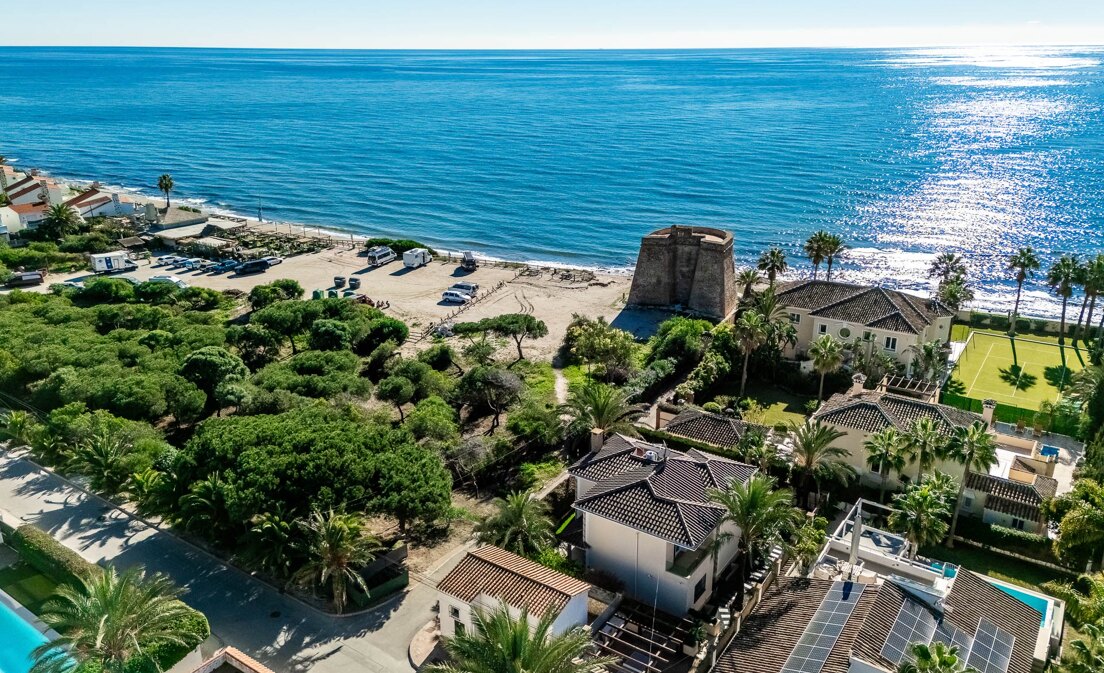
[
  {"left": 366, "top": 245, "right": 397, "bottom": 268},
  {"left": 460, "top": 251, "right": 478, "bottom": 271},
  {"left": 90, "top": 252, "right": 139, "bottom": 274},
  {"left": 5, "top": 270, "right": 47, "bottom": 287},
  {"left": 403, "top": 248, "right": 432, "bottom": 269}
]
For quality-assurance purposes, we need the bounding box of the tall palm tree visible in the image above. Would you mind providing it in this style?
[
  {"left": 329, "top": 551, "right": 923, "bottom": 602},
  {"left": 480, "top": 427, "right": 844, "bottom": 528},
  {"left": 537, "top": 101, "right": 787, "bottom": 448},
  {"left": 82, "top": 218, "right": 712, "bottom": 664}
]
[
  {"left": 889, "top": 483, "right": 951, "bottom": 559},
  {"left": 293, "top": 508, "right": 383, "bottom": 614},
  {"left": 1007, "top": 247, "right": 1040, "bottom": 335},
  {"left": 736, "top": 267, "right": 761, "bottom": 301},
  {"left": 244, "top": 509, "right": 299, "bottom": 580},
  {"left": 928, "top": 253, "right": 967, "bottom": 285},
  {"left": 474, "top": 491, "right": 554, "bottom": 557},
  {"left": 1049, "top": 254, "right": 1081, "bottom": 345},
  {"left": 40, "top": 203, "right": 81, "bottom": 240},
  {"left": 1056, "top": 501, "right": 1104, "bottom": 571},
  {"left": 734, "top": 309, "right": 769, "bottom": 398},
  {"left": 908, "top": 339, "right": 948, "bottom": 382},
  {"left": 903, "top": 417, "right": 949, "bottom": 482},
  {"left": 66, "top": 429, "right": 134, "bottom": 495},
  {"left": 809, "top": 334, "right": 844, "bottom": 401},
  {"left": 789, "top": 421, "right": 856, "bottom": 506},
  {"left": 821, "top": 233, "right": 846, "bottom": 281},
  {"left": 157, "top": 173, "right": 174, "bottom": 208},
  {"left": 708, "top": 474, "right": 801, "bottom": 604},
  {"left": 561, "top": 382, "right": 644, "bottom": 437},
  {"left": 1059, "top": 620, "right": 1104, "bottom": 673},
  {"left": 30, "top": 566, "right": 197, "bottom": 673},
  {"left": 425, "top": 604, "right": 616, "bottom": 673},
  {"left": 804, "top": 231, "right": 827, "bottom": 280},
  {"left": 944, "top": 421, "right": 997, "bottom": 547},
  {"left": 1075, "top": 254, "right": 1104, "bottom": 344},
  {"left": 757, "top": 247, "right": 788, "bottom": 287},
  {"left": 898, "top": 642, "right": 977, "bottom": 673},
  {"left": 865, "top": 427, "right": 908, "bottom": 503},
  {"left": 937, "top": 277, "right": 974, "bottom": 312}
]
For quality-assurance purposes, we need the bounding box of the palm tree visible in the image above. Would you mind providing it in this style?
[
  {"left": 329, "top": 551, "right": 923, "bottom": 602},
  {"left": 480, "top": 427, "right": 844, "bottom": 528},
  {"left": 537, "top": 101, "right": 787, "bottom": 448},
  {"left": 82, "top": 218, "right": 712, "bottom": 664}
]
[
  {"left": 177, "top": 472, "right": 234, "bottom": 542},
  {"left": 736, "top": 267, "right": 761, "bottom": 301},
  {"left": 1007, "top": 248, "right": 1040, "bottom": 335},
  {"left": 865, "top": 427, "right": 908, "bottom": 503},
  {"left": 898, "top": 642, "right": 977, "bottom": 673},
  {"left": 1050, "top": 254, "right": 1081, "bottom": 345},
  {"left": 903, "top": 417, "right": 949, "bottom": 482},
  {"left": 1074, "top": 254, "right": 1104, "bottom": 344},
  {"left": 474, "top": 491, "right": 554, "bottom": 557},
  {"left": 244, "top": 509, "right": 299, "bottom": 580},
  {"left": 821, "top": 233, "right": 846, "bottom": 281},
  {"left": 889, "top": 483, "right": 951, "bottom": 559},
  {"left": 30, "top": 566, "right": 197, "bottom": 673},
  {"left": 937, "top": 277, "right": 974, "bottom": 312},
  {"left": 66, "top": 429, "right": 134, "bottom": 495},
  {"left": 944, "top": 421, "right": 997, "bottom": 547},
  {"left": 1059, "top": 620, "right": 1104, "bottom": 673},
  {"left": 809, "top": 334, "right": 844, "bottom": 401},
  {"left": 39, "top": 203, "right": 81, "bottom": 240},
  {"left": 157, "top": 174, "right": 174, "bottom": 208},
  {"left": 734, "top": 310, "right": 769, "bottom": 398},
  {"left": 0, "top": 409, "right": 38, "bottom": 447},
  {"left": 929, "top": 253, "right": 967, "bottom": 284},
  {"left": 789, "top": 420, "right": 856, "bottom": 506},
  {"left": 1056, "top": 501, "right": 1104, "bottom": 571},
  {"left": 561, "top": 382, "right": 644, "bottom": 438},
  {"left": 1041, "top": 574, "right": 1104, "bottom": 627},
  {"left": 293, "top": 508, "right": 383, "bottom": 614},
  {"left": 757, "top": 247, "right": 788, "bottom": 287},
  {"left": 425, "top": 604, "right": 615, "bottom": 673},
  {"left": 804, "top": 231, "right": 827, "bottom": 280},
  {"left": 708, "top": 474, "right": 801, "bottom": 604},
  {"left": 908, "top": 339, "right": 948, "bottom": 382}
]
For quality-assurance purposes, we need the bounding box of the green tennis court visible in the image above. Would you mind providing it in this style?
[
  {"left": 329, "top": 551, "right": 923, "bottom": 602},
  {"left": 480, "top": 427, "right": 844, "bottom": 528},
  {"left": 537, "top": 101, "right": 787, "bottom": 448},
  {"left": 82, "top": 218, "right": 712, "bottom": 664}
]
[{"left": 951, "top": 332, "right": 1087, "bottom": 410}]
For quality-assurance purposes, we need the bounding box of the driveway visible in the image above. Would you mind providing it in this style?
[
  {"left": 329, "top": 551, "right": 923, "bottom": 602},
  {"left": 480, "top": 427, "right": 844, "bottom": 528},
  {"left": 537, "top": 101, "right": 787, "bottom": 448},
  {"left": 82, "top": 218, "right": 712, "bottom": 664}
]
[{"left": 0, "top": 452, "right": 467, "bottom": 673}]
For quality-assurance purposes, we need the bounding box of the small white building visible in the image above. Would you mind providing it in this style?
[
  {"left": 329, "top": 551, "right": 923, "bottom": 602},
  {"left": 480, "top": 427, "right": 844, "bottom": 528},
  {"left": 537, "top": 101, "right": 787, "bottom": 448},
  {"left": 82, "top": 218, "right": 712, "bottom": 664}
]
[
  {"left": 0, "top": 165, "right": 27, "bottom": 189},
  {"left": 64, "top": 188, "right": 136, "bottom": 218},
  {"left": 436, "top": 545, "right": 592, "bottom": 638},
  {"left": 8, "top": 203, "right": 48, "bottom": 230},
  {"left": 4, "top": 176, "right": 66, "bottom": 207},
  {"left": 775, "top": 279, "right": 954, "bottom": 375},
  {"left": 0, "top": 205, "right": 22, "bottom": 238},
  {"left": 569, "top": 434, "right": 756, "bottom": 616}
]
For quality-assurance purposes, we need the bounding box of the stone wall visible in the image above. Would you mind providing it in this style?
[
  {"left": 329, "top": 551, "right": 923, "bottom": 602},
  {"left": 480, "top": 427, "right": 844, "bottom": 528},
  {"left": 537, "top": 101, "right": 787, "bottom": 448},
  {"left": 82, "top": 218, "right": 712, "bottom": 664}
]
[{"left": 627, "top": 225, "right": 736, "bottom": 319}]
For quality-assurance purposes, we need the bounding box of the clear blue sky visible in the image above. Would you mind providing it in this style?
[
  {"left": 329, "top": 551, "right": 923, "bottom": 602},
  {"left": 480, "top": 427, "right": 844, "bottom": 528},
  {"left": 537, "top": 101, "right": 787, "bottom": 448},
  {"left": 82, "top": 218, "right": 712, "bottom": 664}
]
[{"left": 9, "top": 1, "right": 1103, "bottom": 49}]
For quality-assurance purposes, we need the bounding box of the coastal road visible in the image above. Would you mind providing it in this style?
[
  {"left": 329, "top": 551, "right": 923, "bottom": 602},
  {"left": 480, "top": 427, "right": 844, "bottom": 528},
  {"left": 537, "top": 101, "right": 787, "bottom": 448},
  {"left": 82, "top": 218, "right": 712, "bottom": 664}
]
[{"left": 0, "top": 451, "right": 462, "bottom": 673}]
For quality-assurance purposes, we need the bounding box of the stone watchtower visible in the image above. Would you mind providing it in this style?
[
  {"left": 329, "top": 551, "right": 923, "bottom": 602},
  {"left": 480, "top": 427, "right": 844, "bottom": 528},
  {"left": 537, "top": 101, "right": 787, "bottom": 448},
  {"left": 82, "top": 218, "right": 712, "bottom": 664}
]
[{"left": 626, "top": 225, "right": 736, "bottom": 319}]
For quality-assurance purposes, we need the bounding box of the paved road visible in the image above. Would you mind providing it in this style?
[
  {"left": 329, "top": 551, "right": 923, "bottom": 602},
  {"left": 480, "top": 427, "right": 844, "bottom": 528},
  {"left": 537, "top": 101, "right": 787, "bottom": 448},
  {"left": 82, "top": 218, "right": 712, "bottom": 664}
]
[{"left": 0, "top": 452, "right": 467, "bottom": 673}]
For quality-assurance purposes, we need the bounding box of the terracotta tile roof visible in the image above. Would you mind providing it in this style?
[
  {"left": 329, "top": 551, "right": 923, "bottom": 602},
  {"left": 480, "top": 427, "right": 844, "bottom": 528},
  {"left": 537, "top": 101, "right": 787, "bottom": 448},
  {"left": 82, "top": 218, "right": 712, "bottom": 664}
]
[
  {"left": 719, "top": 572, "right": 1038, "bottom": 673},
  {"left": 813, "top": 391, "right": 981, "bottom": 435},
  {"left": 436, "top": 546, "right": 591, "bottom": 617},
  {"left": 65, "top": 187, "right": 102, "bottom": 207},
  {"left": 964, "top": 471, "right": 1057, "bottom": 521},
  {"left": 7, "top": 183, "right": 41, "bottom": 201},
  {"left": 663, "top": 408, "right": 762, "bottom": 448},
  {"left": 9, "top": 203, "right": 46, "bottom": 215},
  {"left": 777, "top": 280, "right": 953, "bottom": 335},
  {"left": 3, "top": 175, "right": 36, "bottom": 194},
  {"left": 570, "top": 435, "right": 757, "bottom": 548}
]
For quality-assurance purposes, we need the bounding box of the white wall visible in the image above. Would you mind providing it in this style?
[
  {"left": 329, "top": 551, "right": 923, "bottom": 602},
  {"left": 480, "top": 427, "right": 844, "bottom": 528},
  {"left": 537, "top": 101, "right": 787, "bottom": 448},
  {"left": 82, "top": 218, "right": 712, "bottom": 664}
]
[
  {"left": 0, "top": 206, "right": 22, "bottom": 235},
  {"left": 437, "top": 590, "right": 588, "bottom": 639}
]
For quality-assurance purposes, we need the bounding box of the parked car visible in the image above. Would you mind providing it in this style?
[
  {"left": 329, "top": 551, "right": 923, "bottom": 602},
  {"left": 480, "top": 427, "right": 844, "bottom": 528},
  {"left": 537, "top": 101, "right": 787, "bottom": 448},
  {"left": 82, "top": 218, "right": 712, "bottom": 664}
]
[
  {"left": 450, "top": 281, "right": 479, "bottom": 296},
  {"left": 441, "top": 290, "right": 471, "bottom": 304},
  {"left": 334, "top": 276, "right": 347, "bottom": 288},
  {"left": 149, "top": 275, "right": 189, "bottom": 289},
  {"left": 184, "top": 258, "right": 209, "bottom": 270},
  {"left": 116, "top": 276, "right": 141, "bottom": 286},
  {"left": 366, "top": 245, "right": 397, "bottom": 268},
  {"left": 196, "top": 260, "right": 217, "bottom": 272},
  {"left": 168, "top": 258, "right": 190, "bottom": 269},
  {"left": 236, "top": 259, "right": 270, "bottom": 275},
  {"left": 6, "top": 270, "right": 47, "bottom": 287},
  {"left": 403, "top": 248, "right": 433, "bottom": 269},
  {"left": 154, "top": 255, "right": 180, "bottom": 267},
  {"left": 213, "top": 259, "right": 240, "bottom": 273},
  {"left": 53, "top": 280, "right": 85, "bottom": 290},
  {"left": 262, "top": 256, "right": 283, "bottom": 266},
  {"left": 460, "top": 251, "right": 478, "bottom": 271}
]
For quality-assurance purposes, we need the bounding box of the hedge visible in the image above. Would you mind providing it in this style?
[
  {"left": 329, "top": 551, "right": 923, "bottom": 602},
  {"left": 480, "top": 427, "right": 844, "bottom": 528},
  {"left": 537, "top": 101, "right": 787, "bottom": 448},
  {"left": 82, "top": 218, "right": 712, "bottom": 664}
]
[
  {"left": 954, "top": 517, "right": 1067, "bottom": 568},
  {"left": 7, "top": 523, "right": 210, "bottom": 672},
  {"left": 362, "top": 237, "right": 437, "bottom": 255}
]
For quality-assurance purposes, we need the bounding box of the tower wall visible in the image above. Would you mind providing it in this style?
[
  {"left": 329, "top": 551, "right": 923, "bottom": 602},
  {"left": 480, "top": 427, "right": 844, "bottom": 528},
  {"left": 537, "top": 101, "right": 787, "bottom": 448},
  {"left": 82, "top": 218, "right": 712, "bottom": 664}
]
[{"left": 626, "top": 225, "right": 736, "bottom": 319}]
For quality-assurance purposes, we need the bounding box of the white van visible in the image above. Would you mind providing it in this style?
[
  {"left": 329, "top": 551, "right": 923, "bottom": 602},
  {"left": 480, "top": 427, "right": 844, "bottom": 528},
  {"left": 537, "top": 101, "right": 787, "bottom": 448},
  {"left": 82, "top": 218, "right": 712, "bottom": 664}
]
[
  {"left": 90, "top": 252, "right": 139, "bottom": 274},
  {"left": 366, "top": 245, "right": 397, "bottom": 267},
  {"left": 403, "top": 248, "right": 432, "bottom": 269}
]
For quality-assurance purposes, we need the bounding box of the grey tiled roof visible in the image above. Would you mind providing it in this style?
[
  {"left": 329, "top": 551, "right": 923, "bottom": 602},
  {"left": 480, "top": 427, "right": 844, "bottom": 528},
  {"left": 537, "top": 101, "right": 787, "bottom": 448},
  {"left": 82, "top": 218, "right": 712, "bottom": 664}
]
[
  {"left": 776, "top": 280, "right": 953, "bottom": 335},
  {"left": 662, "top": 408, "right": 762, "bottom": 448},
  {"left": 964, "top": 471, "right": 1058, "bottom": 521},
  {"left": 570, "top": 434, "right": 757, "bottom": 548},
  {"left": 813, "top": 391, "right": 982, "bottom": 435},
  {"left": 720, "top": 572, "right": 1039, "bottom": 673}
]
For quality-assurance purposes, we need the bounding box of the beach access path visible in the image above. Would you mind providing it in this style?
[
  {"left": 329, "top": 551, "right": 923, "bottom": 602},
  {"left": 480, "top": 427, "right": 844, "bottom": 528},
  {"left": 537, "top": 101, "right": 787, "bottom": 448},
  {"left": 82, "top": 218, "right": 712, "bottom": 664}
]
[{"left": 0, "top": 450, "right": 469, "bottom": 673}]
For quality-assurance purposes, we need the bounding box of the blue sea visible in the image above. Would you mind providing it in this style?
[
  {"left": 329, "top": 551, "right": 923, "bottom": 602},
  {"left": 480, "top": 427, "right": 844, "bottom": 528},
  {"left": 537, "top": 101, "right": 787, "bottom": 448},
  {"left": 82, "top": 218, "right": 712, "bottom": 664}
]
[{"left": 1, "top": 46, "right": 1102, "bottom": 318}]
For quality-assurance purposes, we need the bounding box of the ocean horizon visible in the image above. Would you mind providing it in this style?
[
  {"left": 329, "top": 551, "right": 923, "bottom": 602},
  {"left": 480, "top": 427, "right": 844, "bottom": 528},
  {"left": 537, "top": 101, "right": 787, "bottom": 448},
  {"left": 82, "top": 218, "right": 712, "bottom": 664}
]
[{"left": 1, "top": 45, "right": 1102, "bottom": 318}]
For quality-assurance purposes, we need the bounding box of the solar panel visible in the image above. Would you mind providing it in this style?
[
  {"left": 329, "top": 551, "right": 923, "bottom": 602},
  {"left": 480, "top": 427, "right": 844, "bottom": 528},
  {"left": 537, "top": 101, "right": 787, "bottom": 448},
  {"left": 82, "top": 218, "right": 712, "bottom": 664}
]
[
  {"left": 966, "top": 619, "right": 1015, "bottom": 673},
  {"left": 780, "top": 582, "right": 866, "bottom": 673},
  {"left": 932, "top": 620, "right": 974, "bottom": 655},
  {"left": 880, "top": 598, "right": 938, "bottom": 665}
]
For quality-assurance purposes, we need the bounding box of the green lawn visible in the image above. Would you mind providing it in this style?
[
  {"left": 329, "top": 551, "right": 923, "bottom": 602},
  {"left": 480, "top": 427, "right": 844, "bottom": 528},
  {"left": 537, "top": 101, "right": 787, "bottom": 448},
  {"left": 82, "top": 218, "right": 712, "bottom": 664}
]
[
  {"left": 0, "top": 559, "right": 59, "bottom": 615},
  {"left": 705, "top": 381, "right": 811, "bottom": 428},
  {"left": 950, "top": 331, "right": 1086, "bottom": 410}
]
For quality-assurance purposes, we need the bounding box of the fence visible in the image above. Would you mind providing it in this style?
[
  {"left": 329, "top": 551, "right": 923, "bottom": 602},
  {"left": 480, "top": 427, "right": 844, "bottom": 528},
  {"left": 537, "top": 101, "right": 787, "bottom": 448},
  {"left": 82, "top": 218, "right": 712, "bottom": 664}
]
[{"left": 940, "top": 391, "right": 1080, "bottom": 436}]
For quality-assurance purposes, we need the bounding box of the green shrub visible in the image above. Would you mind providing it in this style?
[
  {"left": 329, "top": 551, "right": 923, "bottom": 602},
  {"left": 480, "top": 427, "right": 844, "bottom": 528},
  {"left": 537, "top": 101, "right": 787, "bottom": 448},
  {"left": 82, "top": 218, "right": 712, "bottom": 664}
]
[
  {"left": 969, "top": 313, "right": 989, "bottom": 328},
  {"left": 530, "top": 547, "right": 583, "bottom": 578},
  {"left": 989, "top": 315, "right": 1010, "bottom": 330},
  {"left": 363, "top": 238, "right": 436, "bottom": 255},
  {"left": 10, "top": 524, "right": 97, "bottom": 585}
]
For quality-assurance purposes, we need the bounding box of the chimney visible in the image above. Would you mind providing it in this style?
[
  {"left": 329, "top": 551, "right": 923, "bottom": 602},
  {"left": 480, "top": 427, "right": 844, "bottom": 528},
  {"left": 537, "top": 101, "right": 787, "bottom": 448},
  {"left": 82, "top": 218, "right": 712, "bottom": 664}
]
[
  {"left": 654, "top": 405, "right": 662, "bottom": 431},
  {"left": 982, "top": 399, "right": 996, "bottom": 428},
  {"left": 850, "top": 373, "right": 867, "bottom": 396},
  {"left": 849, "top": 502, "right": 863, "bottom": 569},
  {"left": 590, "top": 428, "right": 605, "bottom": 453}
]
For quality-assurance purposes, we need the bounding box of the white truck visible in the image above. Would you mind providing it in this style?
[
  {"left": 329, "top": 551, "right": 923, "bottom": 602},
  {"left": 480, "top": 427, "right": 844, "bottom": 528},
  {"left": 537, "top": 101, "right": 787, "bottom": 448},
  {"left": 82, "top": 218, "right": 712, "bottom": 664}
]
[
  {"left": 403, "top": 248, "right": 433, "bottom": 269},
  {"left": 90, "top": 251, "right": 139, "bottom": 274}
]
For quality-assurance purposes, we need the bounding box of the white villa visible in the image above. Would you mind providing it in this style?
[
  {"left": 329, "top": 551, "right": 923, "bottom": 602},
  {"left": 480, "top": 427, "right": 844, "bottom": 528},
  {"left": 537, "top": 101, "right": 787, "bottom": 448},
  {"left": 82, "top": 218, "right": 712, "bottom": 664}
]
[
  {"left": 567, "top": 433, "right": 757, "bottom": 616},
  {"left": 775, "top": 279, "right": 954, "bottom": 374}
]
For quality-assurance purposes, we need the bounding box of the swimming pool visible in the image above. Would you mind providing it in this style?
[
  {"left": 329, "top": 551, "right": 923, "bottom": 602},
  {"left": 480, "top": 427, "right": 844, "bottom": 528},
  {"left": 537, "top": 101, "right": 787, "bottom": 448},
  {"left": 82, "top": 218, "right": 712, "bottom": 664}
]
[
  {"left": 0, "top": 595, "right": 49, "bottom": 673},
  {"left": 992, "top": 582, "right": 1051, "bottom": 626}
]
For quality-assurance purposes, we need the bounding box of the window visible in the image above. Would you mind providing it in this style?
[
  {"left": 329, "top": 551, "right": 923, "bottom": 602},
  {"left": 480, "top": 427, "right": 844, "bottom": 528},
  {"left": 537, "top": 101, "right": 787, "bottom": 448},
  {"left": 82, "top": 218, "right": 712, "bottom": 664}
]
[
  {"left": 818, "top": 324, "right": 828, "bottom": 335},
  {"left": 449, "top": 605, "right": 461, "bottom": 620},
  {"left": 839, "top": 327, "right": 851, "bottom": 339},
  {"left": 862, "top": 330, "right": 873, "bottom": 341},
  {"left": 884, "top": 336, "right": 898, "bottom": 351},
  {"left": 694, "top": 575, "right": 708, "bottom": 601},
  {"left": 1011, "top": 518, "right": 1026, "bottom": 531},
  {"left": 961, "top": 496, "right": 973, "bottom": 510},
  {"left": 788, "top": 312, "right": 800, "bottom": 324}
]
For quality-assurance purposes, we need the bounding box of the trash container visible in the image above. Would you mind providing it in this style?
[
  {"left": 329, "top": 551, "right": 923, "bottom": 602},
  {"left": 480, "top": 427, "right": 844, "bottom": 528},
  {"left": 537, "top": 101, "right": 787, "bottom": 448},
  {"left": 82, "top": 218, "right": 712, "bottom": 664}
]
[
  {"left": 312, "top": 289, "right": 324, "bottom": 300},
  {"left": 327, "top": 289, "right": 339, "bottom": 298},
  {"left": 348, "top": 277, "right": 361, "bottom": 290},
  {"left": 334, "top": 276, "right": 346, "bottom": 288}
]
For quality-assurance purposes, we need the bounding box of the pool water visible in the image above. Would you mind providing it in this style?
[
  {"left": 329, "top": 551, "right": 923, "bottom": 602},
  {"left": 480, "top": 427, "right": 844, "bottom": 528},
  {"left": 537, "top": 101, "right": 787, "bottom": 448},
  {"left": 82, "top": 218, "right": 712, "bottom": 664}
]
[
  {"left": 1040, "top": 445, "right": 1060, "bottom": 458},
  {"left": 0, "top": 598, "right": 49, "bottom": 673},
  {"left": 993, "top": 583, "right": 1050, "bottom": 626}
]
